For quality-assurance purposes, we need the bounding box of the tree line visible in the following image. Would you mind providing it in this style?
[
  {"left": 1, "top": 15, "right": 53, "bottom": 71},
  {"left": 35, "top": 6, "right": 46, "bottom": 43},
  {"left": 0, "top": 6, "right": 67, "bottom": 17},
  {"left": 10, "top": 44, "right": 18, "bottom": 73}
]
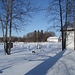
[{"left": 0, "top": 30, "right": 55, "bottom": 42}]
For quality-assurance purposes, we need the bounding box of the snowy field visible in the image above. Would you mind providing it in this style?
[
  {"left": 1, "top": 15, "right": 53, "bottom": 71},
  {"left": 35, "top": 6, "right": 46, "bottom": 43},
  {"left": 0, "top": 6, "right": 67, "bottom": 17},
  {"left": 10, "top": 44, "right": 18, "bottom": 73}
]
[{"left": 0, "top": 42, "right": 75, "bottom": 75}]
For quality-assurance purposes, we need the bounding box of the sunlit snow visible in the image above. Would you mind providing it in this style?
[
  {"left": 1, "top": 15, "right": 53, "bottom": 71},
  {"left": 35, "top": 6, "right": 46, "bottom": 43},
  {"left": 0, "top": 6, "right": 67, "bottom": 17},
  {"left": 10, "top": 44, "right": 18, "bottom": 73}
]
[{"left": 0, "top": 42, "right": 75, "bottom": 75}]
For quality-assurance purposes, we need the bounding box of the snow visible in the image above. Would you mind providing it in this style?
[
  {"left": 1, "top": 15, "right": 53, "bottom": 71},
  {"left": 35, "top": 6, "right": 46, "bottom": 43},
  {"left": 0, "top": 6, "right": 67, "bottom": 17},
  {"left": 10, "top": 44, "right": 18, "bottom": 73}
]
[{"left": 0, "top": 42, "right": 75, "bottom": 75}]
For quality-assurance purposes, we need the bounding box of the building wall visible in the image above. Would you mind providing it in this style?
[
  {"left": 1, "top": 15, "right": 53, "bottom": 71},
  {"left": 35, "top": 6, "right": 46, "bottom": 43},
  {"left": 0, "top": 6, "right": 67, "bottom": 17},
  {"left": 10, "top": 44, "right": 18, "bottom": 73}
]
[
  {"left": 47, "top": 37, "right": 59, "bottom": 42},
  {"left": 66, "top": 31, "right": 74, "bottom": 49}
]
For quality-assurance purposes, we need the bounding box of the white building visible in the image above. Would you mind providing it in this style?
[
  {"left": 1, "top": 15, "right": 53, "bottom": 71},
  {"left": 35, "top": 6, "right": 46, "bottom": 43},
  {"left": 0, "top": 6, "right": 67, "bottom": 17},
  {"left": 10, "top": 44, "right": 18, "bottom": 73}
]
[
  {"left": 65, "top": 29, "right": 74, "bottom": 49},
  {"left": 62, "top": 23, "right": 74, "bottom": 50},
  {"left": 47, "top": 37, "right": 61, "bottom": 42}
]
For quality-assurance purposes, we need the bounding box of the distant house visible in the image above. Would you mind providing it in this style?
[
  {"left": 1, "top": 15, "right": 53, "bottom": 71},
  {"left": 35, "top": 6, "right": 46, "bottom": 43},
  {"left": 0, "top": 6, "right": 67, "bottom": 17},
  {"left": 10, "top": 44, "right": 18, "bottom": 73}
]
[
  {"left": 61, "top": 23, "right": 74, "bottom": 49},
  {"left": 47, "top": 37, "right": 61, "bottom": 42}
]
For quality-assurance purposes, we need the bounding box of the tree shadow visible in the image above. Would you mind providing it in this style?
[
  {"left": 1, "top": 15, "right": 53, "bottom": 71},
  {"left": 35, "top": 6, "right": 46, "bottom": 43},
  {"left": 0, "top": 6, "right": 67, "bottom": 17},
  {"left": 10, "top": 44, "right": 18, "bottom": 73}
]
[
  {"left": 24, "top": 50, "right": 65, "bottom": 75},
  {"left": 0, "top": 70, "right": 3, "bottom": 73},
  {"left": 0, "top": 66, "right": 11, "bottom": 74}
]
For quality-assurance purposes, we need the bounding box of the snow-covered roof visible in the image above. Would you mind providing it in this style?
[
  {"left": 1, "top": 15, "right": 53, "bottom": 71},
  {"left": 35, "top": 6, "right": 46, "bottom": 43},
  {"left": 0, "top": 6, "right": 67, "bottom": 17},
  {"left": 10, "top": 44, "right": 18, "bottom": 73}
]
[
  {"left": 63, "top": 23, "right": 74, "bottom": 30},
  {"left": 47, "top": 37, "right": 59, "bottom": 39}
]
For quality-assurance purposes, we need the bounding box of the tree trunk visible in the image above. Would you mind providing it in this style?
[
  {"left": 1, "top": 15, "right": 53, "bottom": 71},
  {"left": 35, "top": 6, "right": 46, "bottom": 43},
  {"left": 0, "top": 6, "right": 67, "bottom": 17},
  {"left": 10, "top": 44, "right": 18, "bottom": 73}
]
[
  {"left": 0, "top": 15, "right": 5, "bottom": 54},
  {"left": 34, "top": 30, "right": 36, "bottom": 42},
  {"left": 4, "top": 0, "right": 9, "bottom": 55},
  {"left": 9, "top": 0, "right": 13, "bottom": 55},
  {"left": 64, "top": 0, "right": 68, "bottom": 49},
  {"left": 38, "top": 30, "right": 40, "bottom": 42},
  {"left": 59, "top": 0, "right": 64, "bottom": 51},
  {"left": 73, "top": 0, "right": 75, "bottom": 50}
]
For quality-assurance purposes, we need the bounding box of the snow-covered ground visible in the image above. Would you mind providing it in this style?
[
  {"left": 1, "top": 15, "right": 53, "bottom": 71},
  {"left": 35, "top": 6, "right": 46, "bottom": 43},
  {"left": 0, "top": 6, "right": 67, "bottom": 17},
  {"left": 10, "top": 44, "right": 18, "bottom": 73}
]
[{"left": 0, "top": 42, "right": 75, "bottom": 75}]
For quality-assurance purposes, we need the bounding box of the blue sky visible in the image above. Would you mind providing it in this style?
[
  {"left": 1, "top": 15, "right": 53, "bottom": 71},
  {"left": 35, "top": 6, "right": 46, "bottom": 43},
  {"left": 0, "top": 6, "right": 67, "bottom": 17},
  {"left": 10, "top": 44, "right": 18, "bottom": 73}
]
[
  {"left": 12, "top": 0, "right": 51, "bottom": 37},
  {"left": 11, "top": 10, "right": 49, "bottom": 37},
  {"left": 0, "top": 0, "right": 61, "bottom": 37}
]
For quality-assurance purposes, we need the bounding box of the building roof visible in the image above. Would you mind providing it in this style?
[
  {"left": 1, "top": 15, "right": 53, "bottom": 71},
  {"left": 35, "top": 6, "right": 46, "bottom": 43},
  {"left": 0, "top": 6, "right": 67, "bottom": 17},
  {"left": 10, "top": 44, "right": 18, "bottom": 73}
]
[
  {"left": 47, "top": 37, "right": 59, "bottom": 39},
  {"left": 63, "top": 23, "right": 74, "bottom": 29},
  {"left": 61, "top": 22, "right": 74, "bottom": 31}
]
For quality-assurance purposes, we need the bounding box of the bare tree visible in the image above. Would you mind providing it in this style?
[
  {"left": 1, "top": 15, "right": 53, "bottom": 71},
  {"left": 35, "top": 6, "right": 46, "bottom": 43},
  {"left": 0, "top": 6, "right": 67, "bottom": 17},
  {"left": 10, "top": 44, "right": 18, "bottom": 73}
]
[
  {"left": 47, "top": 0, "right": 65, "bottom": 50},
  {"left": 0, "top": 0, "right": 39, "bottom": 55},
  {"left": 47, "top": 0, "right": 74, "bottom": 50}
]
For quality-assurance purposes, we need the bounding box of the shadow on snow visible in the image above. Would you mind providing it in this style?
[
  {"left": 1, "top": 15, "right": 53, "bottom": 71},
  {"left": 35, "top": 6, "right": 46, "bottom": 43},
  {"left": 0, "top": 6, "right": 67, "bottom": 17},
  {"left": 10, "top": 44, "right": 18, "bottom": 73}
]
[
  {"left": 24, "top": 50, "right": 65, "bottom": 75},
  {"left": 0, "top": 66, "right": 11, "bottom": 74},
  {"left": 0, "top": 70, "right": 3, "bottom": 73}
]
